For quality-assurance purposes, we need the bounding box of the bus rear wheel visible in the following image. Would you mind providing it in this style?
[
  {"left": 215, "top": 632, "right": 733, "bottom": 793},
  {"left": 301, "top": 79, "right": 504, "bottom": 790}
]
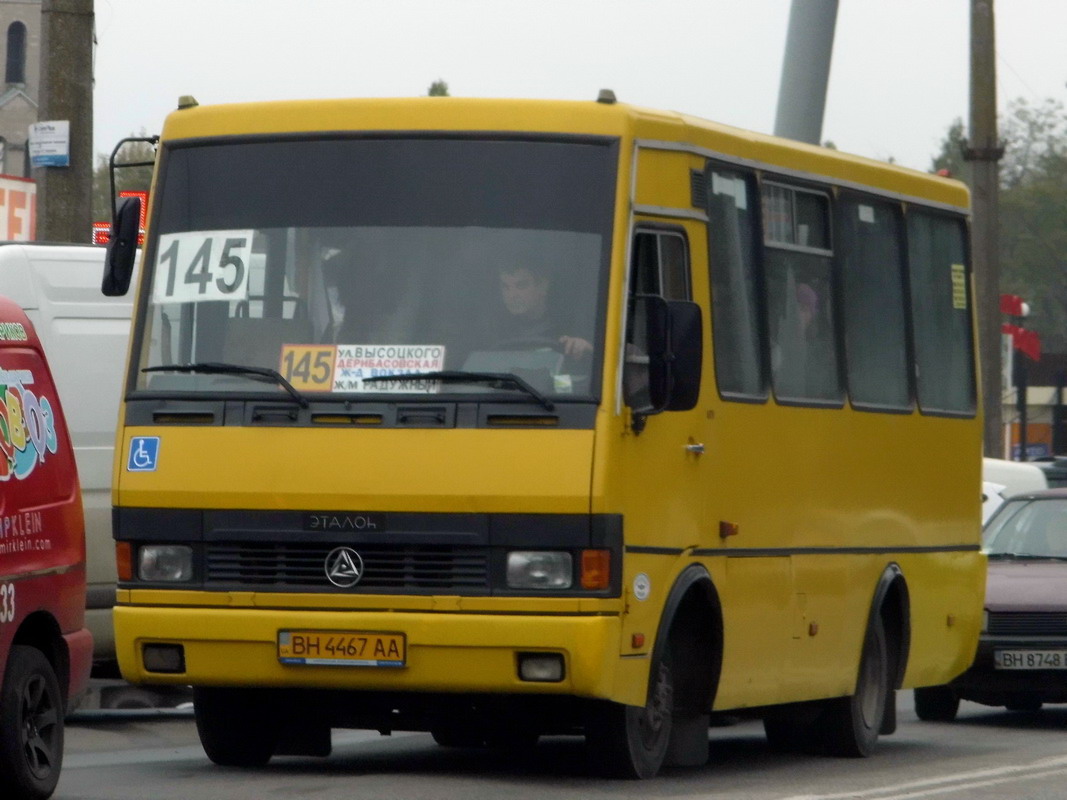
[
  {"left": 0, "top": 646, "right": 64, "bottom": 800},
  {"left": 586, "top": 653, "right": 673, "bottom": 779},
  {"left": 194, "top": 687, "right": 280, "bottom": 767},
  {"left": 821, "top": 616, "right": 889, "bottom": 757}
]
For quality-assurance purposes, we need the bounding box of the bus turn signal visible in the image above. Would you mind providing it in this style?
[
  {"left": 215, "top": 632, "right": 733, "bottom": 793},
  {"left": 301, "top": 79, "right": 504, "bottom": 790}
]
[
  {"left": 581, "top": 549, "right": 610, "bottom": 590},
  {"left": 115, "top": 542, "right": 133, "bottom": 581}
]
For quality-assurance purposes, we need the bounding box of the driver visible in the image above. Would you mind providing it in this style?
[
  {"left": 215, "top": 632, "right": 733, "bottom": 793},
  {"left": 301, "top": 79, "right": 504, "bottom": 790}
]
[{"left": 497, "top": 266, "right": 592, "bottom": 360}]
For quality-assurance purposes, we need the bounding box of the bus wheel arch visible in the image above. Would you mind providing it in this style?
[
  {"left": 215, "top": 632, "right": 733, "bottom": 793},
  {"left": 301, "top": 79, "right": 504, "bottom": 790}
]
[
  {"left": 822, "top": 563, "right": 910, "bottom": 756},
  {"left": 657, "top": 564, "right": 723, "bottom": 767},
  {"left": 655, "top": 565, "right": 722, "bottom": 719},
  {"left": 585, "top": 563, "right": 722, "bottom": 778},
  {"left": 872, "top": 563, "right": 911, "bottom": 695}
]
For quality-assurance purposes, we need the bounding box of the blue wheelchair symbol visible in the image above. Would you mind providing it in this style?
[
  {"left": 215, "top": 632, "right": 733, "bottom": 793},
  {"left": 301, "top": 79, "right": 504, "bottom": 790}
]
[{"left": 127, "top": 437, "right": 160, "bottom": 472}]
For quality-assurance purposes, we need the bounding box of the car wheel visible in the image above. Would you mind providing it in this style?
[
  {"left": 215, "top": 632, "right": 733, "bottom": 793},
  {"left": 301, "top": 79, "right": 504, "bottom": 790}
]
[
  {"left": 0, "top": 645, "right": 64, "bottom": 800},
  {"left": 914, "top": 685, "right": 960, "bottom": 722}
]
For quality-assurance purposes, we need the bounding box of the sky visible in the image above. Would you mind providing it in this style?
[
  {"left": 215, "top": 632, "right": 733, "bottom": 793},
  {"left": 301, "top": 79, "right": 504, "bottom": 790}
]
[{"left": 91, "top": 0, "right": 1067, "bottom": 173}]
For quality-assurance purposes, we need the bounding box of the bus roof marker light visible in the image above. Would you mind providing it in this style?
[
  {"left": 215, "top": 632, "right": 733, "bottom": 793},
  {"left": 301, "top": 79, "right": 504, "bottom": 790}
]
[
  {"left": 596, "top": 89, "right": 617, "bottom": 105},
  {"left": 178, "top": 95, "right": 199, "bottom": 110}
]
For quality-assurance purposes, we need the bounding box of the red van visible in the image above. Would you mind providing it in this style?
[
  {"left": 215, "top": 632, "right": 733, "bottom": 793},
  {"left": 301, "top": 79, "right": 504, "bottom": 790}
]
[{"left": 0, "top": 296, "right": 91, "bottom": 800}]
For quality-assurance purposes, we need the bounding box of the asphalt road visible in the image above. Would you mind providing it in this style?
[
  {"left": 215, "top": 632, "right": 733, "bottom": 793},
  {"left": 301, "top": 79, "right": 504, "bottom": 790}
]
[{"left": 56, "top": 695, "right": 1067, "bottom": 800}]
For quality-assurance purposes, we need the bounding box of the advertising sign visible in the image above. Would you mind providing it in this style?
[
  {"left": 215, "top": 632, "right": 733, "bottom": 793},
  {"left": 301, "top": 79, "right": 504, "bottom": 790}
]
[
  {"left": 0, "top": 175, "right": 35, "bottom": 240},
  {"left": 28, "top": 120, "right": 70, "bottom": 168}
]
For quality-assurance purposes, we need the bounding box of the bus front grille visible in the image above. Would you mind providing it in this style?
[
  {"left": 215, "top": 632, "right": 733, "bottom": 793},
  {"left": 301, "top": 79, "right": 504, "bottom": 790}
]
[{"left": 205, "top": 542, "right": 490, "bottom": 592}]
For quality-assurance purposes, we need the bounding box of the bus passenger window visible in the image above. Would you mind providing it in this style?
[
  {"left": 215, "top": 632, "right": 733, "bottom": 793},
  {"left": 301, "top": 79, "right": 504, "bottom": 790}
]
[
  {"left": 761, "top": 183, "right": 841, "bottom": 404},
  {"left": 836, "top": 195, "right": 910, "bottom": 410},
  {"left": 706, "top": 167, "right": 765, "bottom": 399},
  {"left": 906, "top": 211, "right": 975, "bottom": 415}
]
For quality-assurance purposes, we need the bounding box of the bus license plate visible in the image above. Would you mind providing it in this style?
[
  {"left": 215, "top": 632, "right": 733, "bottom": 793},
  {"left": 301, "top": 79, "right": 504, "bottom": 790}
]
[
  {"left": 278, "top": 630, "right": 406, "bottom": 667},
  {"left": 994, "top": 649, "right": 1067, "bottom": 670}
]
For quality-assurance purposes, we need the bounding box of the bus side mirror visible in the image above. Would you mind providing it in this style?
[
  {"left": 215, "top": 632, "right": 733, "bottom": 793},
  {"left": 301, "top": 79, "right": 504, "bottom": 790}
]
[
  {"left": 102, "top": 196, "right": 141, "bottom": 297},
  {"left": 625, "top": 296, "right": 703, "bottom": 424},
  {"left": 664, "top": 299, "right": 702, "bottom": 411}
]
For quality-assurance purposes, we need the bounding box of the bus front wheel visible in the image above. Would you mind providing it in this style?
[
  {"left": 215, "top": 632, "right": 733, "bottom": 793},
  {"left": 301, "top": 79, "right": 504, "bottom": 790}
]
[
  {"left": 821, "top": 615, "right": 889, "bottom": 757},
  {"left": 193, "top": 687, "right": 280, "bottom": 767},
  {"left": 585, "top": 652, "right": 673, "bottom": 779}
]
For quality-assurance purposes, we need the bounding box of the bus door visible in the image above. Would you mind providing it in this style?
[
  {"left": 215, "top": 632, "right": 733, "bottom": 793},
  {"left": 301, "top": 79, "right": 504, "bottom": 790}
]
[{"left": 614, "top": 222, "right": 714, "bottom": 659}]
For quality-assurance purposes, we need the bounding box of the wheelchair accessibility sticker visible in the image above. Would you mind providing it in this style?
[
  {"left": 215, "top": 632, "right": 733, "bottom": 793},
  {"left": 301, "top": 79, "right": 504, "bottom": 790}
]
[{"left": 127, "top": 437, "right": 160, "bottom": 472}]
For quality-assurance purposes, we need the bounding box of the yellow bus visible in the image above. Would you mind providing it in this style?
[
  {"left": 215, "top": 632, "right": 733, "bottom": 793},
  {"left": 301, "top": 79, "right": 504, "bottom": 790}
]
[{"left": 104, "top": 92, "right": 983, "bottom": 779}]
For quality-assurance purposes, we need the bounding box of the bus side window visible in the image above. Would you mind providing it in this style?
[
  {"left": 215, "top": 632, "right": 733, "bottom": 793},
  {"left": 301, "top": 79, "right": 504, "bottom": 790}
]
[
  {"left": 906, "top": 210, "right": 975, "bottom": 415},
  {"left": 836, "top": 194, "right": 910, "bottom": 411},
  {"left": 624, "top": 229, "right": 691, "bottom": 409},
  {"left": 706, "top": 167, "right": 766, "bottom": 399},
  {"left": 761, "top": 182, "right": 842, "bottom": 405}
]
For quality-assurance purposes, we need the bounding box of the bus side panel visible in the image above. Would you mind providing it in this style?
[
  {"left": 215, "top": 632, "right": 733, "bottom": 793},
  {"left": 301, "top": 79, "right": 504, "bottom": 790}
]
[{"left": 898, "top": 549, "right": 985, "bottom": 687}]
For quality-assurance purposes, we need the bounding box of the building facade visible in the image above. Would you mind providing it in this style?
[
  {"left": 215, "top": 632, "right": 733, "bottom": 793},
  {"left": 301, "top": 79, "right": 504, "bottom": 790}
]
[{"left": 0, "top": 0, "right": 40, "bottom": 177}]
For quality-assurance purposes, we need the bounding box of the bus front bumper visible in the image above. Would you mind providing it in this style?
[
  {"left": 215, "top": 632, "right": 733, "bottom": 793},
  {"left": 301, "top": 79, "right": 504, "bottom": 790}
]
[{"left": 114, "top": 604, "right": 627, "bottom": 699}]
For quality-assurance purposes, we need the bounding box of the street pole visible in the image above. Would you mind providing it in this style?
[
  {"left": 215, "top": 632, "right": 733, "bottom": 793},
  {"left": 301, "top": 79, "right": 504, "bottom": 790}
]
[
  {"left": 1015, "top": 353, "right": 1027, "bottom": 460},
  {"left": 774, "top": 0, "right": 839, "bottom": 144},
  {"left": 966, "top": 0, "right": 1003, "bottom": 457},
  {"left": 34, "top": 0, "right": 94, "bottom": 243}
]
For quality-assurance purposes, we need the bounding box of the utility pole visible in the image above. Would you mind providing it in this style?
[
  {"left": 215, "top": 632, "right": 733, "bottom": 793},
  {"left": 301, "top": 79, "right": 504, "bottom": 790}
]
[
  {"left": 966, "top": 0, "right": 1003, "bottom": 457},
  {"left": 774, "top": 0, "right": 839, "bottom": 144},
  {"left": 34, "top": 0, "right": 94, "bottom": 243}
]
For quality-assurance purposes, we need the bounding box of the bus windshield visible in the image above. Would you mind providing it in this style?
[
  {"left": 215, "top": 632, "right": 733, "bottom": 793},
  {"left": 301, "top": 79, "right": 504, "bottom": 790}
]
[{"left": 133, "top": 136, "right": 616, "bottom": 401}]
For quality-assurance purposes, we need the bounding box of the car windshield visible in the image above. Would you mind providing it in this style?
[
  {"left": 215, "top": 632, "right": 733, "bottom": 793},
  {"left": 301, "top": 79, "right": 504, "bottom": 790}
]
[
  {"left": 132, "top": 136, "right": 616, "bottom": 402},
  {"left": 983, "top": 497, "right": 1067, "bottom": 558}
]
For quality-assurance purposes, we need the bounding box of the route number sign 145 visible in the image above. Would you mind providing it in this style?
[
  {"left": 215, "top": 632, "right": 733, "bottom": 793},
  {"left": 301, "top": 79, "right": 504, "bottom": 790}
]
[{"left": 153, "top": 230, "right": 254, "bottom": 303}]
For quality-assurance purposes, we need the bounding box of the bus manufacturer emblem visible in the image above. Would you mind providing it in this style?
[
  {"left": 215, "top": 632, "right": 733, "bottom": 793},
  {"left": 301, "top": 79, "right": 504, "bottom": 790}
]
[{"left": 325, "top": 547, "right": 364, "bottom": 588}]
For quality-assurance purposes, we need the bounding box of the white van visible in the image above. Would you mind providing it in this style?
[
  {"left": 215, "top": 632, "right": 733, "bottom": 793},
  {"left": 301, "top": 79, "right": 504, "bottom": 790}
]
[
  {"left": 0, "top": 242, "right": 132, "bottom": 669},
  {"left": 981, "top": 457, "right": 1048, "bottom": 523}
]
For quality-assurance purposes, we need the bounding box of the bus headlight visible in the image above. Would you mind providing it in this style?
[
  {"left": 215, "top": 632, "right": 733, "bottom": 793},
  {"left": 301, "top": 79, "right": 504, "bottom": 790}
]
[
  {"left": 507, "top": 551, "right": 572, "bottom": 589},
  {"left": 139, "top": 545, "right": 194, "bottom": 582}
]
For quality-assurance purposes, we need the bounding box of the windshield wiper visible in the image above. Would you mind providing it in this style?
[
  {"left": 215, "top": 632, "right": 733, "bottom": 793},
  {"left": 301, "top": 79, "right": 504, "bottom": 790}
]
[
  {"left": 143, "top": 362, "right": 309, "bottom": 408},
  {"left": 987, "top": 552, "right": 1067, "bottom": 561},
  {"left": 362, "top": 371, "right": 555, "bottom": 412}
]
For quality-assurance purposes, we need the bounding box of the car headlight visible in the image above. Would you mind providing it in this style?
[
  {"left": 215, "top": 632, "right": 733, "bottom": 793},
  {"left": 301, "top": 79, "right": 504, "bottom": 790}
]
[
  {"left": 506, "top": 551, "right": 572, "bottom": 589},
  {"left": 138, "top": 545, "right": 194, "bottom": 582}
]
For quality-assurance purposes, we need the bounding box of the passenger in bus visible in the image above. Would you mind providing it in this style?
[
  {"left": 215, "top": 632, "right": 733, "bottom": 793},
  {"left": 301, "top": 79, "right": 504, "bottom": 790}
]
[
  {"left": 772, "top": 279, "right": 838, "bottom": 399},
  {"left": 495, "top": 265, "right": 592, "bottom": 359},
  {"left": 796, "top": 282, "right": 818, "bottom": 336}
]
